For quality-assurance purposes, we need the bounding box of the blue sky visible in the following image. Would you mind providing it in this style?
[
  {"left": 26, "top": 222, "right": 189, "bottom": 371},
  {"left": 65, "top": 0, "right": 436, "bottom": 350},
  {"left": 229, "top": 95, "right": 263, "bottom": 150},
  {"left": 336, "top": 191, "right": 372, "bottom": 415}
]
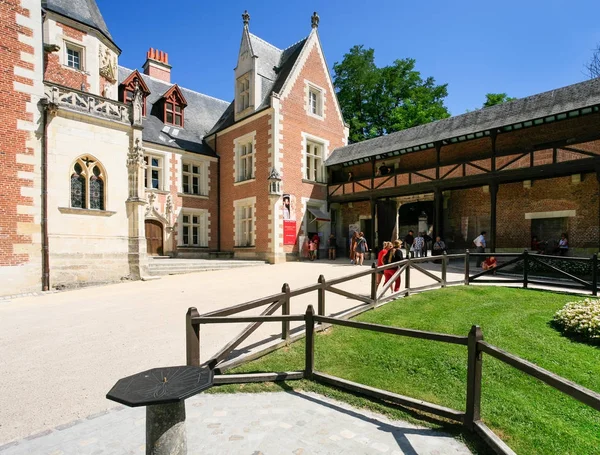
[{"left": 100, "top": 0, "right": 600, "bottom": 115}]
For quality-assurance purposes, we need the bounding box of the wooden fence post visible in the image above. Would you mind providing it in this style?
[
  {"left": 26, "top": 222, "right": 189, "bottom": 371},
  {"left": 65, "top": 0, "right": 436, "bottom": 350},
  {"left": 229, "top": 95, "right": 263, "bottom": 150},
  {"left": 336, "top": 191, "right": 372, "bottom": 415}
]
[
  {"left": 465, "top": 325, "right": 483, "bottom": 431},
  {"left": 318, "top": 275, "right": 326, "bottom": 316},
  {"left": 186, "top": 307, "right": 200, "bottom": 367},
  {"left": 464, "top": 250, "right": 470, "bottom": 285},
  {"left": 304, "top": 305, "right": 315, "bottom": 379},
  {"left": 523, "top": 250, "right": 529, "bottom": 289},
  {"left": 405, "top": 259, "right": 411, "bottom": 294},
  {"left": 370, "top": 263, "right": 378, "bottom": 305},
  {"left": 592, "top": 254, "right": 598, "bottom": 296},
  {"left": 441, "top": 252, "right": 447, "bottom": 288},
  {"left": 281, "top": 283, "right": 291, "bottom": 342}
]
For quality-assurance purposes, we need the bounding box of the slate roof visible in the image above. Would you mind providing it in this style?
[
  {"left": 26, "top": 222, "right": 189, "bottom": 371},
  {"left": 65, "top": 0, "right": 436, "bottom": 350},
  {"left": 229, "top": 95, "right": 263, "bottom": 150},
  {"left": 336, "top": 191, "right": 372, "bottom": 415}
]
[
  {"left": 207, "top": 36, "right": 308, "bottom": 136},
  {"left": 118, "top": 67, "right": 230, "bottom": 155},
  {"left": 326, "top": 77, "right": 600, "bottom": 166},
  {"left": 42, "top": 0, "right": 119, "bottom": 51}
]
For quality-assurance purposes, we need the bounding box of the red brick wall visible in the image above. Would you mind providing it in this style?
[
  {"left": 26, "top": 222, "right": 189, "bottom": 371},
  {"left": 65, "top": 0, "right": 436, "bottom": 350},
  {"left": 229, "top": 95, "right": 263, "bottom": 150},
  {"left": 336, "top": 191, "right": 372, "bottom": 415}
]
[
  {"left": 43, "top": 23, "right": 89, "bottom": 91},
  {"left": 279, "top": 41, "right": 347, "bottom": 254},
  {"left": 217, "top": 114, "right": 272, "bottom": 253},
  {"left": 443, "top": 175, "right": 599, "bottom": 252},
  {"left": 0, "top": 0, "right": 36, "bottom": 266}
]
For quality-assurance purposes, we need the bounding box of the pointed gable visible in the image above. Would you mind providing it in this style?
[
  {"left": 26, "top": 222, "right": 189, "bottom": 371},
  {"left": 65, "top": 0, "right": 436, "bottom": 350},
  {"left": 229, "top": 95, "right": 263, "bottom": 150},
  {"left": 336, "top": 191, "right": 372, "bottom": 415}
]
[
  {"left": 162, "top": 84, "right": 188, "bottom": 107},
  {"left": 120, "top": 70, "right": 150, "bottom": 95}
]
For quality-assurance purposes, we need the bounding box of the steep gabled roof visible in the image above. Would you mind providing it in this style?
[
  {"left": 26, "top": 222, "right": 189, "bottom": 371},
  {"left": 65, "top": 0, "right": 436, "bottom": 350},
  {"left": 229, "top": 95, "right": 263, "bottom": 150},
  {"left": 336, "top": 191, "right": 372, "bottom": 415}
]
[
  {"left": 162, "top": 84, "right": 188, "bottom": 107},
  {"left": 42, "top": 0, "right": 119, "bottom": 52},
  {"left": 326, "top": 77, "right": 600, "bottom": 166},
  {"left": 207, "top": 36, "right": 308, "bottom": 136},
  {"left": 118, "top": 67, "right": 229, "bottom": 155},
  {"left": 120, "top": 70, "right": 150, "bottom": 94}
]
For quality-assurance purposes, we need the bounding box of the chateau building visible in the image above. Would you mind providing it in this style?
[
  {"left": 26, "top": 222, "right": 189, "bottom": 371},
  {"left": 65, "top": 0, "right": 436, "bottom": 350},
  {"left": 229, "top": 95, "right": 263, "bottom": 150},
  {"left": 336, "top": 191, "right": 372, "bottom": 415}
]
[
  {"left": 2, "top": 0, "right": 600, "bottom": 297},
  {"left": 0, "top": 0, "right": 347, "bottom": 295}
]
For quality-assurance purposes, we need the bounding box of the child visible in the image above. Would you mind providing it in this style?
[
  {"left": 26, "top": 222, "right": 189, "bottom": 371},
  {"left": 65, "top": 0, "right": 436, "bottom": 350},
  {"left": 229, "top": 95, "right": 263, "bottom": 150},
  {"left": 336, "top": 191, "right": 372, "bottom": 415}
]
[{"left": 308, "top": 240, "right": 316, "bottom": 261}]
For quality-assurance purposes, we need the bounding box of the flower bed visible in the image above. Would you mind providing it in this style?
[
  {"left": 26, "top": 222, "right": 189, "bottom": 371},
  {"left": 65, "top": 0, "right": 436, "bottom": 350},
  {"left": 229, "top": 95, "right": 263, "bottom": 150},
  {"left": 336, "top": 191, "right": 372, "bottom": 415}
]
[{"left": 553, "top": 298, "right": 600, "bottom": 343}]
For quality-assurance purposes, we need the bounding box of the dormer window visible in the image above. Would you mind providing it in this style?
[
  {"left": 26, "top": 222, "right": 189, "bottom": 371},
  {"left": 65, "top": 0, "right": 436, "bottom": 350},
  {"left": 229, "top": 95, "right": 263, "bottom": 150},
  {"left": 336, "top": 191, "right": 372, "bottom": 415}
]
[
  {"left": 165, "top": 102, "right": 183, "bottom": 126},
  {"left": 237, "top": 74, "right": 250, "bottom": 112},
  {"left": 161, "top": 84, "right": 188, "bottom": 128},
  {"left": 119, "top": 70, "right": 150, "bottom": 116}
]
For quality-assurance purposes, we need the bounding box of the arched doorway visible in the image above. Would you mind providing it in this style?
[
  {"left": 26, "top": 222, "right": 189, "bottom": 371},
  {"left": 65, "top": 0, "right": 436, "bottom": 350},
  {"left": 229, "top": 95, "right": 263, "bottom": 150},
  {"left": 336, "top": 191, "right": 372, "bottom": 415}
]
[{"left": 145, "top": 220, "right": 164, "bottom": 256}]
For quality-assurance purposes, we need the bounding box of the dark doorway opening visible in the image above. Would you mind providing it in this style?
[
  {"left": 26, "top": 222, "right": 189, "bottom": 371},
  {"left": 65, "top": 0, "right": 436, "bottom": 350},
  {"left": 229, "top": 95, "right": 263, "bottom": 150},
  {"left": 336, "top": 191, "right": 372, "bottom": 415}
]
[{"left": 398, "top": 201, "right": 434, "bottom": 239}]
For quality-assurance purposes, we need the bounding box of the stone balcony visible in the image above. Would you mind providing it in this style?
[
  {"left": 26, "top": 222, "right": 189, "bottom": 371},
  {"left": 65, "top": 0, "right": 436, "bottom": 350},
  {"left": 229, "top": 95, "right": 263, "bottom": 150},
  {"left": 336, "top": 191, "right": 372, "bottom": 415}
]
[{"left": 43, "top": 83, "right": 131, "bottom": 125}]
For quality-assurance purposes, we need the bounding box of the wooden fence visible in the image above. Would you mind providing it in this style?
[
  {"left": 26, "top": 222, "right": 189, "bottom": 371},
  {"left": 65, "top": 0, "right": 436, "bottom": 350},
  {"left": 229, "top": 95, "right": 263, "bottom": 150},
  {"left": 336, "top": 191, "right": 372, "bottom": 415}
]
[{"left": 193, "top": 305, "right": 600, "bottom": 455}]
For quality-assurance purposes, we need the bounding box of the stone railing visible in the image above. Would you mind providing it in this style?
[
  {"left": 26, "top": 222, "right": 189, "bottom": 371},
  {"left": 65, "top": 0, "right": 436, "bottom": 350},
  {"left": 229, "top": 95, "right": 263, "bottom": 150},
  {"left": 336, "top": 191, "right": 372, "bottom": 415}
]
[{"left": 43, "top": 83, "right": 131, "bottom": 124}]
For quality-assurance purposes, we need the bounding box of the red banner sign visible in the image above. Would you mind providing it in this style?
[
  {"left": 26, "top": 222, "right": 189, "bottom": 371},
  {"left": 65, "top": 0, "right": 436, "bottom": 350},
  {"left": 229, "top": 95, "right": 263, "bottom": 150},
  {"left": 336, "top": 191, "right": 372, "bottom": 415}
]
[{"left": 283, "top": 220, "right": 296, "bottom": 245}]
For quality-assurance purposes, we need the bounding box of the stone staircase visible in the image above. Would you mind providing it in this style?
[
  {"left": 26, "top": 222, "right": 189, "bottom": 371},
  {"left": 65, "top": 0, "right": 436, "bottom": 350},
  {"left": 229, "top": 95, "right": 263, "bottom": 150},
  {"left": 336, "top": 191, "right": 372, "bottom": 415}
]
[{"left": 147, "top": 257, "right": 269, "bottom": 276}]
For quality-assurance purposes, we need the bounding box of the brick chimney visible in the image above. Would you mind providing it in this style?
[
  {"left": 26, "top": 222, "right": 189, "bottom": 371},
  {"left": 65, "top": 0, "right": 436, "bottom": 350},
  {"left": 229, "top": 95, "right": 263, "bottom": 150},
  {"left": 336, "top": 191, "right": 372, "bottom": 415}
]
[{"left": 143, "top": 48, "right": 171, "bottom": 83}]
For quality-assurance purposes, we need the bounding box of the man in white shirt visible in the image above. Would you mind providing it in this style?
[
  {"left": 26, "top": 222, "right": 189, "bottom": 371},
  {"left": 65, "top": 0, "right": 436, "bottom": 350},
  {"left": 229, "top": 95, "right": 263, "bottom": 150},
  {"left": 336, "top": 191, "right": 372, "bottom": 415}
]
[{"left": 473, "top": 231, "right": 487, "bottom": 254}]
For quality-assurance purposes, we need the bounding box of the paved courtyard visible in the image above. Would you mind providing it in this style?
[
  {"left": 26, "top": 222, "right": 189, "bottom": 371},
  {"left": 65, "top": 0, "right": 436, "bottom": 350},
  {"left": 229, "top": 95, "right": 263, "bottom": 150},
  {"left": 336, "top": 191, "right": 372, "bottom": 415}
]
[
  {"left": 0, "top": 392, "right": 472, "bottom": 455},
  {"left": 0, "top": 259, "right": 464, "bottom": 451}
]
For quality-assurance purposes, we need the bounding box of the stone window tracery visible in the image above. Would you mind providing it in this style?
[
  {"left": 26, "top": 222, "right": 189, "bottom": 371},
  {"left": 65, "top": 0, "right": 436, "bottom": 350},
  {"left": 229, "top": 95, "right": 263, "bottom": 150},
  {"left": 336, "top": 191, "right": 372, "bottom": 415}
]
[{"left": 70, "top": 157, "right": 106, "bottom": 210}]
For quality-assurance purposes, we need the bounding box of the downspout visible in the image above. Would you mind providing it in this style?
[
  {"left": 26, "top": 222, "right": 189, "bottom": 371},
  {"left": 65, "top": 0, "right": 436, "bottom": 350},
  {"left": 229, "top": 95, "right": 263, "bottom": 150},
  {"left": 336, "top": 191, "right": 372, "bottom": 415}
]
[
  {"left": 215, "top": 134, "right": 220, "bottom": 252},
  {"left": 40, "top": 102, "right": 50, "bottom": 291}
]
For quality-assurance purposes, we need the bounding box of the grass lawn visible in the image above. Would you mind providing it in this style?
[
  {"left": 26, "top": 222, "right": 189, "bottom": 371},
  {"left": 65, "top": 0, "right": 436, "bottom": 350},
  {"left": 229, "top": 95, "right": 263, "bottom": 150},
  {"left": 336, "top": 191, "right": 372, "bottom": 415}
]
[{"left": 219, "top": 286, "right": 600, "bottom": 455}]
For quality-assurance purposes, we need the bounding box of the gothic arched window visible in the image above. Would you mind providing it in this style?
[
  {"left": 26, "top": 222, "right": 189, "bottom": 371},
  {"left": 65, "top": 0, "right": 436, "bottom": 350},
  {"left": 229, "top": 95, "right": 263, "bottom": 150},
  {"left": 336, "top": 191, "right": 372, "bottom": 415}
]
[{"left": 70, "top": 157, "right": 106, "bottom": 210}]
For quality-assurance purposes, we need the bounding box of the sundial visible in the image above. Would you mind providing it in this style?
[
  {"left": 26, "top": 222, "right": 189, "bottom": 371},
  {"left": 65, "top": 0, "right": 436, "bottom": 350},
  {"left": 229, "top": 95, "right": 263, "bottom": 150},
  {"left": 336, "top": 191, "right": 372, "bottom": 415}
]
[
  {"left": 107, "top": 365, "right": 214, "bottom": 455},
  {"left": 106, "top": 366, "right": 213, "bottom": 407}
]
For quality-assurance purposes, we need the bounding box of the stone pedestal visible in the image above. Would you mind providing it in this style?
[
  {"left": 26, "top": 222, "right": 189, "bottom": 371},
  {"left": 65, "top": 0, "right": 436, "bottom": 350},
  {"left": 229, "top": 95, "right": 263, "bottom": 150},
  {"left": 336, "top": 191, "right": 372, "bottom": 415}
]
[{"left": 146, "top": 402, "right": 187, "bottom": 455}]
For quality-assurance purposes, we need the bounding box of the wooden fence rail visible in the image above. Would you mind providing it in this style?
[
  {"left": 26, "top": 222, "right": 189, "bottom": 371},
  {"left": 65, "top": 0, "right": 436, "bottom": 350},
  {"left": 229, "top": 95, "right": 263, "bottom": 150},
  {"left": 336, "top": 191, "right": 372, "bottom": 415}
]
[{"left": 188, "top": 304, "right": 600, "bottom": 455}]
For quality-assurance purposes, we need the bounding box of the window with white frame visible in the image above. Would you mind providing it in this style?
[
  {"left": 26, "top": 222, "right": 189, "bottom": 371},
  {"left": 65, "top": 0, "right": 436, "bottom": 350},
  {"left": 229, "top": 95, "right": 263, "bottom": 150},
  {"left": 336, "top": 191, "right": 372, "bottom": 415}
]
[
  {"left": 237, "top": 74, "right": 250, "bottom": 112},
  {"left": 181, "top": 211, "right": 208, "bottom": 247},
  {"left": 144, "top": 155, "right": 163, "bottom": 190},
  {"left": 305, "top": 141, "right": 325, "bottom": 183},
  {"left": 65, "top": 43, "right": 83, "bottom": 70},
  {"left": 182, "top": 162, "right": 207, "bottom": 196},
  {"left": 236, "top": 140, "right": 254, "bottom": 182},
  {"left": 234, "top": 198, "right": 255, "bottom": 247},
  {"left": 308, "top": 87, "right": 322, "bottom": 116}
]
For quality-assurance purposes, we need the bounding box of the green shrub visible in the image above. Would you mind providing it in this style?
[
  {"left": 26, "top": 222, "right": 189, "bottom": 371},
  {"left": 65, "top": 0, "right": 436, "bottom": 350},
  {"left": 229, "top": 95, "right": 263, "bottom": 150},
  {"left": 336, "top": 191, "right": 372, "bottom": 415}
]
[{"left": 553, "top": 298, "right": 600, "bottom": 342}]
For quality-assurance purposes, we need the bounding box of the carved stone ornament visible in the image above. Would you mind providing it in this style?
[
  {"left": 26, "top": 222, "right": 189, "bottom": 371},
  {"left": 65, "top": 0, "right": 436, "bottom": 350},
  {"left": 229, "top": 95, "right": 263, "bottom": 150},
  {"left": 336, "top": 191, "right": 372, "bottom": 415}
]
[
  {"left": 165, "top": 194, "right": 173, "bottom": 218},
  {"left": 242, "top": 10, "right": 250, "bottom": 26},
  {"left": 98, "top": 44, "right": 117, "bottom": 83},
  {"left": 131, "top": 79, "right": 143, "bottom": 125},
  {"left": 127, "top": 138, "right": 145, "bottom": 167},
  {"left": 145, "top": 192, "right": 173, "bottom": 229},
  {"left": 311, "top": 11, "right": 320, "bottom": 29}
]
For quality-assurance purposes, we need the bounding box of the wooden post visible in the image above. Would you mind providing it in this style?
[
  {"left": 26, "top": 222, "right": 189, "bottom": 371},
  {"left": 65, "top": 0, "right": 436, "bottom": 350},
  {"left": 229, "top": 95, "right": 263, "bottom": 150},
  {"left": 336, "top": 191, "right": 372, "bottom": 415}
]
[
  {"left": 465, "top": 325, "right": 483, "bottom": 431},
  {"left": 405, "top": 259, "right": 411, "bottom": 294},
  {"left": 281, "top": 283, "right": 291, "bottom": 342},
  {"left": 592, "top": 254, "right": 598, "bottom": 296},
  {"left": 304, "top": 305, "right": 315, "bottom": 379},
  {"left": 185, "top": 307, "right": 200, "bottom": 367},
  {"left": 370, "top": 263, "right": 378, "bottom": 305},
  {"left": 464, "top": 250, "right": 470, "bottom": 285},
  {"left": 441, "top": 252, "right": 447, "bottom": 288},
  {"left": 523, "top": 250, "right": 529, "bottom": 289},
  {"left": 490, "top": 183, "right": 498, "bottom": 253},
  {"left": 318, "top": 275, "right": 326, "bottom": 316}
]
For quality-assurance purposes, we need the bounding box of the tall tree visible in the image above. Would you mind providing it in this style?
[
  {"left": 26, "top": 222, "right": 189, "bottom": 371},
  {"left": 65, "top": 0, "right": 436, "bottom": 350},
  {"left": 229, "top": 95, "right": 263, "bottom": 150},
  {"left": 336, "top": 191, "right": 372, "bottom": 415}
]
[
  {"left": 585, "top": 44, "right": 600, "bottom": 78},
  {"left": 482, "top": 93, "right": 516, "bottom": 108},
  {"left": 333, "top": 45, "right": 450, "bottom": 143}
]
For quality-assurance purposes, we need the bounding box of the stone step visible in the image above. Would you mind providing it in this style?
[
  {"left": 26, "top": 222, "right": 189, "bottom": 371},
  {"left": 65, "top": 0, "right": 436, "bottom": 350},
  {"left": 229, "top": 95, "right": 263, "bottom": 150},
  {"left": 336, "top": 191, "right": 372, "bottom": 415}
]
[{"left": 146, "top": 258, "right": 268, "bottom": 276}]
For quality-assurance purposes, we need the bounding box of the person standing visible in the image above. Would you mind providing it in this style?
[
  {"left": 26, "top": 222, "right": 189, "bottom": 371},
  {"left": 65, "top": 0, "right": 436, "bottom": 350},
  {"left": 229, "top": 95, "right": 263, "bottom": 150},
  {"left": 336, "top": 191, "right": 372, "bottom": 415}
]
[
  {"left": 376, "top": 241, "right": 392, "bottom": 288},
  {"left": 473, "top": 231, "right": 486, "bottom": 254},
  {"left": 350, "top": 231, "right": 359, "bottom": 264},
  {"left": 383, "top": 240, "right": 404, "bottom": 292},
  {"left": 422, "top": 232, "right": 432, "bottom": 257},
  {"left": 308, "top": 239, "right": 316, "bottom": 261},
  {"left": 328, "top": 234, "right": 337, "bottom": 260},
  {"left": 413, "top": 232, "right": 425, "bottom": 258},
  {"left": 354, "top": 232, "right": 368, "bottom": 266},
  {"left": 404, "top": 230, "right": 414, "bottom": 258},
  {"left": 311, "top": 234, "right": 320, "bottom": 260}
]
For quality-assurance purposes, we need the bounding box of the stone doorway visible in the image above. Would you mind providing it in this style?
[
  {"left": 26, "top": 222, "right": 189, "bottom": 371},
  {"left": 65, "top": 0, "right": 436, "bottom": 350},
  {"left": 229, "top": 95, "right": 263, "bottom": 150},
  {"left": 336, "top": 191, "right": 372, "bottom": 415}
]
[{"left": 145, "top": 220, "right": 164, "bottom": 256}]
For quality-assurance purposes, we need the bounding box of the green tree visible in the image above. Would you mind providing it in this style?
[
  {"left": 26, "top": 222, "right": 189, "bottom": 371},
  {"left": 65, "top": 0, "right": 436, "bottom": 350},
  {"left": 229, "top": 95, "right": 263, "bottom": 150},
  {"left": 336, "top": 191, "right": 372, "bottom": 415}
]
[
  {"left": 333, "top": 45, "right": 450, "bottom": 143},
  {"left": 482, "top": 93, "right": 516, "bottom": 108}
]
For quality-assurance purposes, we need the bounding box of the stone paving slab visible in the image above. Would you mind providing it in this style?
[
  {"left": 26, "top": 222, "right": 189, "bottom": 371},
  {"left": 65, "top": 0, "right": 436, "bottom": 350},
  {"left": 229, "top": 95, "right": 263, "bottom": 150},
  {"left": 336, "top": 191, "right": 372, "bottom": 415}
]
[{"left": 0, "top": 392, "right": 472, "bottom": 455}]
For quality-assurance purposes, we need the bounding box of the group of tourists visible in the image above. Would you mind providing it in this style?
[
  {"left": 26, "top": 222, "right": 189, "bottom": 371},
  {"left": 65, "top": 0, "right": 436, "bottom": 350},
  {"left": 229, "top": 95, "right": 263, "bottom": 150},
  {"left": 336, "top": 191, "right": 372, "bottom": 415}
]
[{"left": 402, "top": 230, "right": 447, "bottom": 258}]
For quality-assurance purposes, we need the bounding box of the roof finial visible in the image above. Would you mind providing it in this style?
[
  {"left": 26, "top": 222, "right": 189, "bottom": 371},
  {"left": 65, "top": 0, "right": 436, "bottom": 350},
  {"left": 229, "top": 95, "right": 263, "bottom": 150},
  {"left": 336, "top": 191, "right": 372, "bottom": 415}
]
[
  {"left": 242, "top": 10, "right": 250, "bottom": 27},
  {"left": 311, "top": 11, "right": 320, "bottom": 29}
]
